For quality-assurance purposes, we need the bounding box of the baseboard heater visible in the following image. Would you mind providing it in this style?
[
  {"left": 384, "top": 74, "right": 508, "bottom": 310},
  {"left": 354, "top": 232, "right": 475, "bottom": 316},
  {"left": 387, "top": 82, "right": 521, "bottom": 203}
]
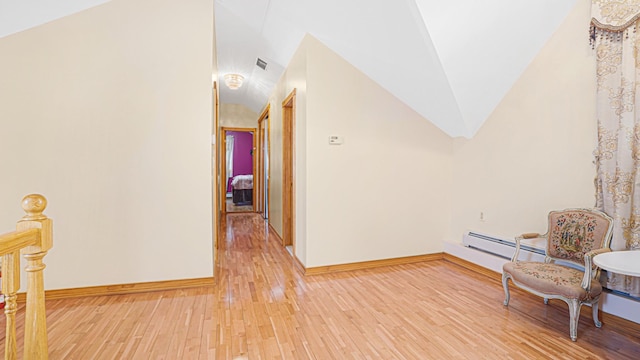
[
  {"left": 463, "top": 231, "right": 546, "bottom": 262},
  {"left": 463, "top": 231, "right": 640, "bottom": 302}
]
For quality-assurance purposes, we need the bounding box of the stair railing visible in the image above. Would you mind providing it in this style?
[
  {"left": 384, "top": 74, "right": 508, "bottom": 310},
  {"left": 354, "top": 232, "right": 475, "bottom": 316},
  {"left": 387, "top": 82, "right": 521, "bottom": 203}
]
[{"left": 0, "top": 194, "right": 52, "bottom": 360}]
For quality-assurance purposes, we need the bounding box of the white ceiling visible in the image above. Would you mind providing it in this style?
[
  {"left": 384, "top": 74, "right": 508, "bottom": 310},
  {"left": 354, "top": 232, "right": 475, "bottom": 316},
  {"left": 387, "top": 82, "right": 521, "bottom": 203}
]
[
  {"left": 0, "top": 0, "right": 578, "bottom": 138},
  {"left": 0, "top": 0, "right": 110, "bottom": 38},
  {"left": 215, "top": 0, "right": 577, "bottom": 138}
]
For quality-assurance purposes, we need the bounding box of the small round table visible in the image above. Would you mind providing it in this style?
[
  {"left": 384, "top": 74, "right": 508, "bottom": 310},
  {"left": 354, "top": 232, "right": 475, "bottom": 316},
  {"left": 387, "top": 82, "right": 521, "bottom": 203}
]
[{"left": 593, "top": 251, "right": 640, "bottom": 277}]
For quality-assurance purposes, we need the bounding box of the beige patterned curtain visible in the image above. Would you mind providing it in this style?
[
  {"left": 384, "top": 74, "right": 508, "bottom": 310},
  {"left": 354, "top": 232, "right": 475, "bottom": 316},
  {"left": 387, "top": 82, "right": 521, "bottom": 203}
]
[{"left": 591, "top": 0, "right": 640, "bottom": 297}]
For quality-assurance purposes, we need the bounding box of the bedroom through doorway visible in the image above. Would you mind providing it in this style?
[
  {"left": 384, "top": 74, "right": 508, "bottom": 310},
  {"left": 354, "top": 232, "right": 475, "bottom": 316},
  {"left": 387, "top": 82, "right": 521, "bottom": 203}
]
[{"left": 221, "top": 127, "right": 256, "bottom": 213}]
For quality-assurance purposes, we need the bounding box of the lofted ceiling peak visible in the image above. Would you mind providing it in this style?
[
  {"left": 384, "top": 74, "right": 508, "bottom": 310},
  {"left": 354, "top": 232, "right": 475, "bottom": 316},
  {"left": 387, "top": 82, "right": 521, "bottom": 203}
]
[
  {"left": 0, "top": 0, "right": 579, "bottom": 138},
  {"left": 216, "top": 0, "right": 578, "bottom": 138}
]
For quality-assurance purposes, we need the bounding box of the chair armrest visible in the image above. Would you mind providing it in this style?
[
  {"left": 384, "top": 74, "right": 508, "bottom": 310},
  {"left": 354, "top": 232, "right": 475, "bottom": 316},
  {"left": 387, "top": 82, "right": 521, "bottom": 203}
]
[
  {"left": 582, "top": 248, "right": 612, "bottom": 290},
  {"left": 511, "top": 232, "right": 547, "bottom": 262},
  {"left": 521, "top": 233, "right": 541, "bottom": 239}
]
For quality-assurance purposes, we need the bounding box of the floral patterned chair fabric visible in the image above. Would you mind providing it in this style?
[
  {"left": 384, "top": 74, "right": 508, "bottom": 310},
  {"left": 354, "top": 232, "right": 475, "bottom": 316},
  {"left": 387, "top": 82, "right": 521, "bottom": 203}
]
[{"left": 502, "top": 209, "right": 614, "bottom": 341}]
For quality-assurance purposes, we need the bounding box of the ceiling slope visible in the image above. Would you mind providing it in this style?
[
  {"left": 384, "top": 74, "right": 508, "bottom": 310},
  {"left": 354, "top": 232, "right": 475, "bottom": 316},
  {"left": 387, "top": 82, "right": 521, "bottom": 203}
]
[
  {"left": 215, "top": 0, "right": 578, "bottom": 138},
  {"left": 0, "top": 0, "right": 110, "bottom": 39},
  {"left": 416, "top": 0, "right": 577, "bottom": 137},
  {"left": 0, "top": 0, "right": 578, "bottom": 138}
]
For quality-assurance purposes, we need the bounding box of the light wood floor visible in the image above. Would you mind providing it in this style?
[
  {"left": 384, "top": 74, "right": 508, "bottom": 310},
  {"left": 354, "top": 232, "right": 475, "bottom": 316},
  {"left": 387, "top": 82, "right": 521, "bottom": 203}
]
[
  {"left": 2, "top": 213, "right": 640, "bottom": 359},
  {"left": 225, "top": 197, "right": 253, "bottom": 212}
]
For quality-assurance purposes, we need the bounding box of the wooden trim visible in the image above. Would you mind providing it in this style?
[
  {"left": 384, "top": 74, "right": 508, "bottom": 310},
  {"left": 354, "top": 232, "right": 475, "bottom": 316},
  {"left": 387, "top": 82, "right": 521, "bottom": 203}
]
[
  {"left": 442, "top": 253, "right": 502, "bottom": 283},
  {"left": 266, "top": 110, "right": 272, "bottom": 222},
  {"left": 220, "top": 125, "right": 227, "bottom": 214},
  {"left": 292, "top": 253, "right": 306, "bottom": 274},
  {"left": 17, "top": 277, "right": 215, "bottom": 302},
  {"left": 298, "top": 253, "right": 500, "bottom": 278},
  {"left": 222, "top": 127, "right": 258, "bottom": 133},
  {"left": 281, "top": 89, "right": 296, "bottom": 250},
  {"left": 256, "top": 105, "right": 270, "bottom": 217},
  {"left": 252, "top": 127, "right": 257, "bottom": 210},
  {"left": 213, "top": 81, "right": 220, "bottom": 252},
  {"left": 281, "top": 88, "right": 297, "bottom": 108},
  {"left": 304, "top": 253, "right": 444, "bottom": 276},
  {"left": 255, "top": 118, "right": 263, "bottom": 214},
  {"left": 258, "top": 106, "right": 270, "bottom": 123}
]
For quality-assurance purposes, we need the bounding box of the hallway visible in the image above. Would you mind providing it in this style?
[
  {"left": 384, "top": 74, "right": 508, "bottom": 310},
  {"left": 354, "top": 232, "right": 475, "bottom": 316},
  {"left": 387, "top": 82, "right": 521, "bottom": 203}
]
[{"left": 212, "top": 213, "right": 640, "bottom": 359}]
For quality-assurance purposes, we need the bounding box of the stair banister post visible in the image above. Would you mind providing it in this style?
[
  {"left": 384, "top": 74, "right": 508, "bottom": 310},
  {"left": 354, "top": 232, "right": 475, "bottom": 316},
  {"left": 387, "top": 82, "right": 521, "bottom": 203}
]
[
  {"left": 2, "top": 251, "right": 20, "bottom": 360},
  {"left": 17, "top": 194, "right": 52, "bottom": 360}
]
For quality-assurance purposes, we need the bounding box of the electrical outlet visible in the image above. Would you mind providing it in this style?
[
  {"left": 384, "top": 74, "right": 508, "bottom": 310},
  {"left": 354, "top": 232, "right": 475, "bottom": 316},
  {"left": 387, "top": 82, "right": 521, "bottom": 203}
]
[{"left": 480, "top": 212, "right": 485, "bottom": 222}]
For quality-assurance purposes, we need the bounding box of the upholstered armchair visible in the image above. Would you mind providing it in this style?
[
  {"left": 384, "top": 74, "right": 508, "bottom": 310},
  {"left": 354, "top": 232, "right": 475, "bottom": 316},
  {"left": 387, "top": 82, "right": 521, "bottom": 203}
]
[{"left": 502, "top": 209, "right": 614, "bottom": 341}]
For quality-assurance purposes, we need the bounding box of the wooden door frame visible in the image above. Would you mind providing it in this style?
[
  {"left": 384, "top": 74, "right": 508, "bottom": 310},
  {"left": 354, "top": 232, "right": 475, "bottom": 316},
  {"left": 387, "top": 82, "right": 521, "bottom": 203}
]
[
  {"left": 282, "top": 89, "right": 296, "bottom": 250},
  {"left": 213, "top": 81, "right": 220, "bottom": 252},
  {"left": 220, "top": 127, "right": 257, "bottom": 214},
  {"left": 256, "top": 105, "right": 271, "bottom": 219}
]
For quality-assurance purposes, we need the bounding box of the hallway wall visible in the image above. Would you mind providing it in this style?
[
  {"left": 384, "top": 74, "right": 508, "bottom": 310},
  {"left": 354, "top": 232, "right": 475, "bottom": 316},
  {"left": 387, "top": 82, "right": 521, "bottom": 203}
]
[
  {"left": 267, "top": 35, "right": 452, "bottom": 268},
  {"left": 265, "top": 35, "right": 308, "bottom": 262},
  {"left": 220, "top": 103, "right": 258, "bottom": 128},
  {"left": 303, "top": 36, "right": 452, "bottom": 267},
  {"left": 0, "top": 0, "right": 214, "bottom": 289}
]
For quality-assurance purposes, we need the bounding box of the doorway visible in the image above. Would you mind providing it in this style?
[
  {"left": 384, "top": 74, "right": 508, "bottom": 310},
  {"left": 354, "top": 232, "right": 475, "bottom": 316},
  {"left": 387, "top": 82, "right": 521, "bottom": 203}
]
[
  {"left": 221, "top": 127, "right": 256, "bottom": 213},
  {"left": 256, "top": 106, "right": 270, "bottom": 220},
  {"left": 282, "top": 90, "right": 296, "bottom": 250}
]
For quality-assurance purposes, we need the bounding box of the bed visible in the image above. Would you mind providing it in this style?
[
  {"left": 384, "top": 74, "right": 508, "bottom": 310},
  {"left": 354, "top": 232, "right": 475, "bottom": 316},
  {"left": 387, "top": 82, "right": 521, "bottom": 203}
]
[{"left": 231, "top": 175, "right": 253, "bottom": 205}]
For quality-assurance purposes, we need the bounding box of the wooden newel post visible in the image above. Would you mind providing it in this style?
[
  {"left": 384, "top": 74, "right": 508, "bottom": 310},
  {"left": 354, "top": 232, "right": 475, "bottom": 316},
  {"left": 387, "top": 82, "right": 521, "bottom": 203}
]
[{"left": 17, "top": 194, "right": 52, "bottom": 360}]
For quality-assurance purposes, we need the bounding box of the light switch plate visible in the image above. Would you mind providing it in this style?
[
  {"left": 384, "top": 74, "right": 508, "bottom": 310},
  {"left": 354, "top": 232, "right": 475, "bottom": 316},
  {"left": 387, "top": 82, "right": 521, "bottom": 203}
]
[{"left": 329, "top": 135, "right": 344, "bottom": 145}]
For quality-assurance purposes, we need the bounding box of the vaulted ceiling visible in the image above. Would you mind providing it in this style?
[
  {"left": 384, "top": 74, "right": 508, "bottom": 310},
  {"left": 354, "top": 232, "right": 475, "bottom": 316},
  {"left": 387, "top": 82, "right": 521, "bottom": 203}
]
[
  {"left": 0, "top": 0, "right": 110, "bottom": 38},
  {"left": 1, "top": 0, "right": 578, "bottom": 138},
  {"left": 215, "top": 0, "right": 577, "bottom": 138}
]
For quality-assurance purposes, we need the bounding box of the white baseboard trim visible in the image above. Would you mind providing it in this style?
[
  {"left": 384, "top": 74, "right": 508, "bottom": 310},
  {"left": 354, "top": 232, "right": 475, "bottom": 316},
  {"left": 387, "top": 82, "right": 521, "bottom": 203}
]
[{"left": 444, "top": 241, "right": 640, "bottom": 325}]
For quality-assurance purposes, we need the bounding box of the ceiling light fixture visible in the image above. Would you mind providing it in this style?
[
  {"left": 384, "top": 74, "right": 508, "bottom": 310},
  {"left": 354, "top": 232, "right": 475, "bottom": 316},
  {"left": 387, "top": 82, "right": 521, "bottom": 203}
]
[{"left": 224, "top": 74, "right": 244, "bottom": 90}]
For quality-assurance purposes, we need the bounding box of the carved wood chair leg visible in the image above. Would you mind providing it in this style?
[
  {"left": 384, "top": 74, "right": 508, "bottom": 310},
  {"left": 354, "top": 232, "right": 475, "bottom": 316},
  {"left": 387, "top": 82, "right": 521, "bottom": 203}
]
[
  {"left": 502, "top": 273, "right": 510, "bottom": 306},
  {"left": 567, "top": 299, "right": 580, "bottom": 342},
  {"left": 592, "top": 298, "right": 602, "bottom": 328}
]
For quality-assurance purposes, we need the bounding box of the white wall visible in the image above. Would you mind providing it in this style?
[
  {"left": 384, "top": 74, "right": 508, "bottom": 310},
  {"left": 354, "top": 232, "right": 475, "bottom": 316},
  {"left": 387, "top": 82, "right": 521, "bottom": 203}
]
[
  {"left": 235, "top": 0, "right": 595, "bottom": 273},
  {"left": 302, "top": 36, "right": 453, "bottom": 267},
  {"left": 0, "top": 0, "right": 214, "bottom": 290},
  {"left": 220, "top": 103, "right": 258, "bottom": 128},
  {"left": 450, "top": 0, "right": 596, "bottom": 241},
  {"left": 266, "top": 35, "right": 453, "bottom": 268},
  {"left": 444, "top": 0, "right": 639, "bottom": 325},
  {"left": 265, "top": 36, "right": 308, "bottom": 264}
]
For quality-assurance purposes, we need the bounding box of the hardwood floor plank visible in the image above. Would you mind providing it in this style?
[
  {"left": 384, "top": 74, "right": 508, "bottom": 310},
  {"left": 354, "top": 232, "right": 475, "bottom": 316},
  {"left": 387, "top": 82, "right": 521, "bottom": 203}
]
[{"left": 1, "top": 212, "right": 639, "bottom": 359}]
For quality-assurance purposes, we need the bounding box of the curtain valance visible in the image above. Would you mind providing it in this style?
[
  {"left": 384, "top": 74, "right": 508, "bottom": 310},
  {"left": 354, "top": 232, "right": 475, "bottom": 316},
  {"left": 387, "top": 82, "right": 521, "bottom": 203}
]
[{"left": 591, "top": 0, "right": 640, "bottom": 31}]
